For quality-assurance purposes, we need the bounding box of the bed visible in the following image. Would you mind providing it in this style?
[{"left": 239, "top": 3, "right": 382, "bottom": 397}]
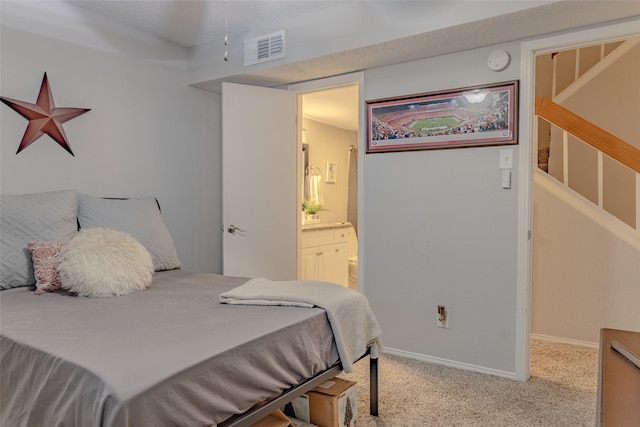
[{"left": 0, "top": 190, "right": 381, "bottom": 426}]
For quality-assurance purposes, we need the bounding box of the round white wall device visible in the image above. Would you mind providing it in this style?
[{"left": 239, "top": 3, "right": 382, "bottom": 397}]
[{"left": 487, "top": 49, "right": 510, "bottom": 71}]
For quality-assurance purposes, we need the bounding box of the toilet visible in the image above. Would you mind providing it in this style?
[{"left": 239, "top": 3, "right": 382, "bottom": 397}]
[{"left": 347, "top": 223, "right": 358, "bottom": 290}]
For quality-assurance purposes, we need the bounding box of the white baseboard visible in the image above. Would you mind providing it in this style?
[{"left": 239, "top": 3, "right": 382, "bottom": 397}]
[
  {"left": 381, "top": 346, "right": 517, "bottom": 380},
  {"left": 531, "top": 333, "right": 598, "bottom": 349},
  {"left": 382, "top": 337, "right": 598, "bottom": 381}
]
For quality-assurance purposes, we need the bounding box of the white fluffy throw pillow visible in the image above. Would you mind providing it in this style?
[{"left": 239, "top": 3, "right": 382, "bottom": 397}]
[{"left": 57, "top": 228, "right": 154, "bottom": 297}]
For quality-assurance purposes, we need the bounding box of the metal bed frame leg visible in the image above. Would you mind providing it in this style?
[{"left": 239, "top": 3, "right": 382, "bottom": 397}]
[
  {"left": 370, "top": 356, "right": 378, "bottom": 416},
  {"left": 221, "top": 351, "right": 379, "bottom": 426}
]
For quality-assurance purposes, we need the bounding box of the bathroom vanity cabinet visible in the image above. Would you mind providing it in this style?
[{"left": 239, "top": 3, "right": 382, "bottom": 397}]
[{"left": 301, "top": 225, "right": 349, "bottom": 287}]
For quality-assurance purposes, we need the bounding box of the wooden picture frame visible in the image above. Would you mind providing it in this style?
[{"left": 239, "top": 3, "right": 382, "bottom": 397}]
[{"left": 366, "top": 80, "right": 518, "bottom": 153}]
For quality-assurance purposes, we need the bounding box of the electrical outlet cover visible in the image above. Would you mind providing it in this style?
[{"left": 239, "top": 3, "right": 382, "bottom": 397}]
[{"left": 437, "top": 309, "right": 449, "bottom": 328}]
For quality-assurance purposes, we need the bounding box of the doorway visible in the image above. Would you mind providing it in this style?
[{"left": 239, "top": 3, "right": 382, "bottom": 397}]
[
  {"left": 519, "top": 19, "right": 640, "bottom": 381},
  {"left": 289, "top": 72, "right": 364, "bottom": 292}
]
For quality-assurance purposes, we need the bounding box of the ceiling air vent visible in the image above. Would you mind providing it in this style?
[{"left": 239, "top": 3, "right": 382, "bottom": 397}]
[{"left": 244, "top": 30, "right": 285, "bottom": 66}]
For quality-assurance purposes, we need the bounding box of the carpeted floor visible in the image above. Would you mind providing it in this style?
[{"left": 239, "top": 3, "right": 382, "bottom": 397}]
[{"left": 338, "top": 340, "right": 598, "bottom": 426}]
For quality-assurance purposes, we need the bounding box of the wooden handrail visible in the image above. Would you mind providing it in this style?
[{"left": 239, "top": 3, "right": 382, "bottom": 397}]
[{"left": 535, "top": 97, "right": 640, "bottom": 174}]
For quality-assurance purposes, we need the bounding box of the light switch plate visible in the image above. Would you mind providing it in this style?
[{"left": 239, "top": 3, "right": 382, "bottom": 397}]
[
  {"left": 499, "top": 149, "right": 513, "bottom": 169},
  {"left": 502, "top": 170, "right": 512, "bottom": 189}
]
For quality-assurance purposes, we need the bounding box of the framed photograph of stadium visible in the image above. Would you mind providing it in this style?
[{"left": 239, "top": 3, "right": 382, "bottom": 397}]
[{"left": 366, "top": 80, "right": 518, "bottom": 153}]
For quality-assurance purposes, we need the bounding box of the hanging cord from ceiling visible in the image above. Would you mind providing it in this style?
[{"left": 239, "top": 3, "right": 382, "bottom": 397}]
[{"left": 224, "top": 0, "right": 229, "bottom": 61}]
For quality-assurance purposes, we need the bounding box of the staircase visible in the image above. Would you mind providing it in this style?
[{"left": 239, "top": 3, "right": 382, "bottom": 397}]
[
  {"left": 535, "top": 37, "right": 640, "bottom": 248},
  {"left": 531, "top": 34, "right": 640, "bottom": 347}
]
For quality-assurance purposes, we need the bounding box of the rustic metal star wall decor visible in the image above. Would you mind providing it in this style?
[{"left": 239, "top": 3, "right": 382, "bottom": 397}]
[{"left": 0, "top": 72, "right": 90, "bottom": 156}]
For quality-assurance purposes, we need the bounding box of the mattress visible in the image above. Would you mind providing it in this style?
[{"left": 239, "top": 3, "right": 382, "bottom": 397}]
[{"left": 0, "top": 269, "right": 339, "bottom": 426}]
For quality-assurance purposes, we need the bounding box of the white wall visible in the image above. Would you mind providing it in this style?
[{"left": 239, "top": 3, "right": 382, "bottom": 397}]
[
  {"left": 532, "top": 179, "right": 640, "bottom": 345},
  {"left": 0, "top": 1, "right": 222, "bottom": 273},
  {"left": 363, "top": 42, "right": 521, "bottom": 375}
]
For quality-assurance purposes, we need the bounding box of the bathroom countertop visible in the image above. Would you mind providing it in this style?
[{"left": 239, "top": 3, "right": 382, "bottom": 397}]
[{"left": 301, "top": 222, "right": 350, "bottom": 232}]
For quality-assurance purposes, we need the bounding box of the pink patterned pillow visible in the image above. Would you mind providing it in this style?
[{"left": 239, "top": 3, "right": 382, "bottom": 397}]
[{"left": 27, "top": 241, "right": 67, "bottom": 295}]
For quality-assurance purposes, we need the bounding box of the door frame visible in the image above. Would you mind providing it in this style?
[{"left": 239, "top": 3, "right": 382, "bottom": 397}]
[
  {"left": 288, "top": 71, "right": 366, "bottom": 291},
  {"left": 518, "top": 18, "right": 640, "bottom": 381}
]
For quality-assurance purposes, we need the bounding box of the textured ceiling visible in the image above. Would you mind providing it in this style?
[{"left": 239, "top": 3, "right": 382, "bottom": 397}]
[
  {"left": 64, "top": 1, "right": 366, "bottom": 130},
  {"left": 66, "top": 1, "right": 351, "bottom": 48},
  {"left": 64, "top": 1, "right": 640, "bottom": 131}
]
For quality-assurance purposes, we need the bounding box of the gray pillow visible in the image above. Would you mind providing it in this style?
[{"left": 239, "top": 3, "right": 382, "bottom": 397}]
[
  {"left": 77, "top": 194, "right": 181, "bottom": 271},
  {"left": 1, "top": 190, "right": 79, "bottom": 289}
]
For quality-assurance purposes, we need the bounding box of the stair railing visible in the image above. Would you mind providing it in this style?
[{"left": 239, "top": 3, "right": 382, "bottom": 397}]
[{"left": 535, "top": 96, "right": 640, "bottom": 232}]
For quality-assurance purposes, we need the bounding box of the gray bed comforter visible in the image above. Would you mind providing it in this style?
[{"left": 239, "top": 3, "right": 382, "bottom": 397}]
[{"left": 0, "top": 270, "right": 339, "bottom": 426}]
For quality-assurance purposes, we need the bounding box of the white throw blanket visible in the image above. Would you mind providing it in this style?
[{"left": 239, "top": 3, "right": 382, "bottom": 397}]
[{"left": 219, "top": 278, "right": 382, "bottom": 373}]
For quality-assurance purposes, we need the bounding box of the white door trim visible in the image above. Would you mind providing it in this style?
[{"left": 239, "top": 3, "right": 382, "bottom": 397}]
[
  {"left": 517, "top": 18, "right": 640, "bottom": 381},
  {"left": 288, "top": 72, "right": 366, "bottom": 292}
]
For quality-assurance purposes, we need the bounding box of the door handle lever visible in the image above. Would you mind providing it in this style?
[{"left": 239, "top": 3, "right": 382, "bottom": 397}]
[{"left": 227, "top": 224, "right": 246, "bottom": 234}]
